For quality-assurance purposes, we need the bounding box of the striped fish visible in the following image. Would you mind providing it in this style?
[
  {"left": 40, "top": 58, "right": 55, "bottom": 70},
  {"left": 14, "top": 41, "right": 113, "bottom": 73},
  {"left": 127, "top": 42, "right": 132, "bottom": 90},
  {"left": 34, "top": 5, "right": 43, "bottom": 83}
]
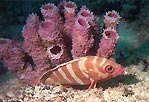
[{"left": 40, "top": 56, "right": 124, "bottom": 89}]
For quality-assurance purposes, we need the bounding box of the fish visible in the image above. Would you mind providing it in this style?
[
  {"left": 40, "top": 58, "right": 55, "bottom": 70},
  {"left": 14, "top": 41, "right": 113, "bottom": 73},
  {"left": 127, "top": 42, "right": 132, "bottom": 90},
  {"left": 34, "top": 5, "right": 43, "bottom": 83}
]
[{"left": 40, "top": 56, "right": 124, "bottom": 90}]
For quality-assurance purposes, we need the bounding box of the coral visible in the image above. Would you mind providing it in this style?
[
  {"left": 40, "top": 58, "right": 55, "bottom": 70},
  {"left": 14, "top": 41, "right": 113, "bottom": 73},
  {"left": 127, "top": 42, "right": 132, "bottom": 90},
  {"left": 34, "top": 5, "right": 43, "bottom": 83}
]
[
  {"left": 0, "top": 1, "right": 120, "bottom": 85},
  {"left": 97, "top": 27, "right": 119, "bottom": 58},
  {"left": 41, "top": 3, "right": 64, "bottom": 31},
  {"left": 23, "top": 14, "right": 51, "bottom": 71},
  {"left": 60, "top": 1, "right": 77, "bottom": 39},
  {"left": 104, "top": 10, "right": 121, "bottom": 29},
  {"left": 38, "top": 19, "right": 70, "bottom": 66},
  {"left": 0, "top": 38, "right": 25, "bottom": 72},
  {"left": 72, "top": 6, "right": 99, "bottom": 58},
  {"left": 97, "top": 10, "right": 120, "bottom": 58}
]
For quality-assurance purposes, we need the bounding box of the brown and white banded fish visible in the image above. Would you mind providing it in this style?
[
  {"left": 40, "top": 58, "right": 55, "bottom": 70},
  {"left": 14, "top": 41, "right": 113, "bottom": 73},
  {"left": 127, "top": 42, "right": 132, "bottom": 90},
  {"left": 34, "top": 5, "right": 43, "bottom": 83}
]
[{"left": 40, "top": 56, "right": 124, "bottom": 90}]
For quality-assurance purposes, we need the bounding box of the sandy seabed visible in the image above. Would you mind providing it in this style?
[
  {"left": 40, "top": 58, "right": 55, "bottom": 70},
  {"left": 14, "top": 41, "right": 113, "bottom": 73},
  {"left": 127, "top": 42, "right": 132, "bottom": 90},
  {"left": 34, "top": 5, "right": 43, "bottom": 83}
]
[{"left": 0, "top": 63, "right": 149, "bottom": 102}]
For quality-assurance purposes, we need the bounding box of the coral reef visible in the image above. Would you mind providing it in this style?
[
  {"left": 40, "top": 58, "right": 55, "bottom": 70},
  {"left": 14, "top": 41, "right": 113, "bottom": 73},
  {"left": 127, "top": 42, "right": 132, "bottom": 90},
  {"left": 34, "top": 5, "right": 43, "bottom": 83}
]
[{"left": 0, "top": 1, "right": 120, "bottom": 85}]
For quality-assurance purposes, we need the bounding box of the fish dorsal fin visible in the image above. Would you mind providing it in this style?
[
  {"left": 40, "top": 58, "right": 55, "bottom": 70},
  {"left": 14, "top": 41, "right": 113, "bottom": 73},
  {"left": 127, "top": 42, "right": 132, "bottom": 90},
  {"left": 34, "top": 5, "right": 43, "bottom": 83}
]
[
  {"left": 52, "top": 58, "right": 80, "bottom": 70},
  {"left": 40, "top": 58, "right": 81, "bottom": 83},
  {"left": 109, "top": 57, "right": 116, "bottom": 62}
]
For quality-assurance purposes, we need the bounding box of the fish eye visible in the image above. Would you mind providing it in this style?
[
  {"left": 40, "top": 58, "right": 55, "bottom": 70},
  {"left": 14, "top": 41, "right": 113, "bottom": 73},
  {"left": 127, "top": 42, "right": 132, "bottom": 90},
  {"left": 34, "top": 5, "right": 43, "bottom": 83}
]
[{"left": 105, "top": 65, "right": 114, "bottom": 73}]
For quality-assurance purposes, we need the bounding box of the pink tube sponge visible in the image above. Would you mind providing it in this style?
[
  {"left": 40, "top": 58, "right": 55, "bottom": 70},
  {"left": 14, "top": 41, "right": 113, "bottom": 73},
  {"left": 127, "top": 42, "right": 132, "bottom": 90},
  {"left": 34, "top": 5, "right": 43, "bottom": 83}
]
[
  {"left": 63, "top": 1, "right": 77, "bottom": 39},
  {"left": 97, "top": 28, "right": 119, "bottom": 58},
  {"left": 38, "top": 20, "right": 70, "bottom": 66},
  {"left": 104, "top": 10, "right": 121, "bottom": 29},
  {"left": 0, "top": 38, "right": 11, "bottom": 57},
  {"left": 78, "top": 6, "right": 98, "bottom": 30},
  {"left": 23, "top": 14, "right": 51, "bottom": 71},
  {"left": 0, "top": 38, "right": 25, "bottom": 72},
  {"left": 78, "top": 6, "right": 99, "bottom": 54},
  {"left": 71, "top": 6, "right": 99, "bottom": 58},
  {"left": 22, "top": 14, "right": 40, "bottom": 42},
  {"left": 41, "top": 3, "right": 61, "bottom": 21},
  {"left": 38, "top": 20, "right": 61, "bottom": 43},
  {"left": 41, "top": 3, "right": 64, "bottom": 31},
  {"left": 71, "top": 18, "right": 94, "bottom": 58}
]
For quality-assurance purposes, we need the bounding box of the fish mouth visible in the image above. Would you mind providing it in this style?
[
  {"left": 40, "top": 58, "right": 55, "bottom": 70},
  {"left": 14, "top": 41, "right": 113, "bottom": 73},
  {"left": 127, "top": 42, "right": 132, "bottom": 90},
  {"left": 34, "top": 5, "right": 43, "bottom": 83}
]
[{"left": 114, "top": 66, "right": 125, "bottom": 77}]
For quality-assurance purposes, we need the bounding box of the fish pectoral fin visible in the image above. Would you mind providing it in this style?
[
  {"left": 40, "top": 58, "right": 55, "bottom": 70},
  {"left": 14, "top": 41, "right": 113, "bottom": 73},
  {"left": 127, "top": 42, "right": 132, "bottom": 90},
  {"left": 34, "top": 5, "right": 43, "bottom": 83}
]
[
  {"left": 87, "top": 79, "right": 97, "bottom": 91},
  {"left": 40, "top": 70, "right": 53, "bottom": 83}
]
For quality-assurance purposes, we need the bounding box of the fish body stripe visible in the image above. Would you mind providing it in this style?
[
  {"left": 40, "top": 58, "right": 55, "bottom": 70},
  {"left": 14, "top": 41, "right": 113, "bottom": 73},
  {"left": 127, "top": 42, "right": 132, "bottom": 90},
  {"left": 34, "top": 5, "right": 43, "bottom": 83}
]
[
  {"left": 45, "top": 72, "right": 59, "bottom": 84},
  {"left": 99, "top": 58, "right": 106, "bottom": 67},
  {"left": 71, "top": 60, "right": 91, "bottom": 84},
  {"left": 58, "top": 68, "right": 72, "bottom": 84},
  {"left": 78, "top": 57, "right": 89, "bottom": 78},
  {"left": 66, "top": 63, "right": 85, "bottom": 85},
  {"left": 55, "top": 57, "right": 91, "bottom": 85},
  {"left": 52, "top": 72, "right": 62, "bottom": 83},
  {"left": 92, "top": 56, "right": 98, "bottom": 65},
  {"left": 54, "top": 68, "right": 69, "bottom": 84},
  {"left": 84, "top": 56, "right": 101, "bottom": 80},
  {"left": 44, "top": 57, "right": 90, "bottom": 85},
  {"left": 92, "top": 56, "right": 99, "bottom": 72},
  {"left": 61, "top": 65, "right": 79, "bottom": 84}
]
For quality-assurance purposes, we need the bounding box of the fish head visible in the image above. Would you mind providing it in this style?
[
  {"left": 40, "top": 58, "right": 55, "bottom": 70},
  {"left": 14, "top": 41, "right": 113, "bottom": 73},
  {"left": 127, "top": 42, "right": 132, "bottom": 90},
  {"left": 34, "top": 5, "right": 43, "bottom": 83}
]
[
  {"left": 104, "top": 58, "right": 124, "bottom": 78},
  {"left": 91, "top": 58, "right": 124, "bottom": 81},
  {"left": 95, "top": 57, "right": 125, "bottom": 81}
]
